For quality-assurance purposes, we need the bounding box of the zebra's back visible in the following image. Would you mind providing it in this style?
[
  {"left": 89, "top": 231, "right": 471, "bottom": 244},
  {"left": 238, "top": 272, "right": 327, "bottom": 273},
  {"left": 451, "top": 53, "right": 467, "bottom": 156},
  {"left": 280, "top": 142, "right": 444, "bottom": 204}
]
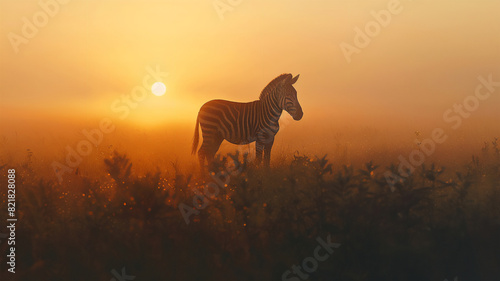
[{"left": 198, "top": 99, "right": 261, "bottom": 145}]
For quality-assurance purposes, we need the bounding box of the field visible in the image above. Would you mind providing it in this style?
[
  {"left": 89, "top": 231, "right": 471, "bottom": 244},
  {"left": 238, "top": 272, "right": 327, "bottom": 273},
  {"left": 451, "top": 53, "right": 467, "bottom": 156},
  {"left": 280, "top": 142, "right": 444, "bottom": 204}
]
[{"left": 1, "top": 139, "right": 499, "bottom": 281}]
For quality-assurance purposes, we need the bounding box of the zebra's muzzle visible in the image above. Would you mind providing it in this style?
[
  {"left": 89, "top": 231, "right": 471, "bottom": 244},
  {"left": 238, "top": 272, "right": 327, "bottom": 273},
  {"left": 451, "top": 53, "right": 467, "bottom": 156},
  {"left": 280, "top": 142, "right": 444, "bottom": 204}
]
[{"left": 293, "top": 109, "right": 303, "bottom": 120}]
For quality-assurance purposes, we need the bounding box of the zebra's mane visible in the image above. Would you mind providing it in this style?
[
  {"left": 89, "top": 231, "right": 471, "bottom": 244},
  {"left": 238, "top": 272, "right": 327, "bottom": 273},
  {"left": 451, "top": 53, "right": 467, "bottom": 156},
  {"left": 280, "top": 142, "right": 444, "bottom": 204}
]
[{"left": 259, "top": 73, "right": 291, "bottom": 100}]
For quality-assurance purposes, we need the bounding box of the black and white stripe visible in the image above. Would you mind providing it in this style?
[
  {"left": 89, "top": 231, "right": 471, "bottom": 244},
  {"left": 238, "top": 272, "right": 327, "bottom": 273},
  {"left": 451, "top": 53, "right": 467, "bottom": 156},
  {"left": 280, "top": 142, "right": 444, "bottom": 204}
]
[{"left": 192, "top": 73, "right": 303, "bottom": 167}]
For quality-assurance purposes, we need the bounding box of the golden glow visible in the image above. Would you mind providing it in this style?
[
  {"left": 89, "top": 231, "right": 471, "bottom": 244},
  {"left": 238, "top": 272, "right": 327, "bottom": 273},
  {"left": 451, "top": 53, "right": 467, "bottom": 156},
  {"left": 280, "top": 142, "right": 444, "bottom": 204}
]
[{"left": 0, "top": 0, "right": 499, "bottom": 163}]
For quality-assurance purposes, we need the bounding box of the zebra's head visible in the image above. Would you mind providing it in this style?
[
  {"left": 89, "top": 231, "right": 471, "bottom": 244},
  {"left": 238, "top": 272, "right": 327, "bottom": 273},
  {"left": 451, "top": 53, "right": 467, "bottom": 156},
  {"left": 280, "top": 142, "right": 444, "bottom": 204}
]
[{"left": 282, "top": 74, "right": 303, "bottom": 120}]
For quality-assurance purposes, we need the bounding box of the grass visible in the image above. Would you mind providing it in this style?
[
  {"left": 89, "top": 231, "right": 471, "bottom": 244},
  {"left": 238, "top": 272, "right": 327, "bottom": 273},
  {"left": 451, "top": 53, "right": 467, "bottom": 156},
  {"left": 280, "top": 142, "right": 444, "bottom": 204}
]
[{"left": 1, "top": 140, "right": 500, "bottom": 281}]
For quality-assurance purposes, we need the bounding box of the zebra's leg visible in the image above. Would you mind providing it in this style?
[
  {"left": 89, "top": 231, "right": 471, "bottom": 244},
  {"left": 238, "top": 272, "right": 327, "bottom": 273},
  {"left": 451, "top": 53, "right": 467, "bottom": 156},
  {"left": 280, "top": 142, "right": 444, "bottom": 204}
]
[
  {"left": 263, "top": 138, "right": 274, "bottom": 167},
  {"left": 200, "top": 135, "right": 224, "bottom": 172},
  {"left": 255, "top": 141, "right": 264, "bottom": 165},
  {"left": 198, "top": 149, "right": 206, "bottom": 172}
]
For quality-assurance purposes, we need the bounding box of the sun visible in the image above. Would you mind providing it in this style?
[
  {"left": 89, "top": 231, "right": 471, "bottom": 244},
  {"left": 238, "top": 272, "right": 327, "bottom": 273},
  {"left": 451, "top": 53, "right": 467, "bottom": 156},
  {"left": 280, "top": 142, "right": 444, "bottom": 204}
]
[{"left": 151, "top": 82, "right": 166, "bottom": 96}]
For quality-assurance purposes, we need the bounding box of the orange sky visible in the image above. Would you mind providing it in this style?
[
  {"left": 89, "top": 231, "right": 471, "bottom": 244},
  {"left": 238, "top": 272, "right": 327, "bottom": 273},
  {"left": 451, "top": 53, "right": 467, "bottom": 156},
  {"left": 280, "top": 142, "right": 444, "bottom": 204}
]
[{"left": 1, "top": 0, "right": 500, "bottom": 170}]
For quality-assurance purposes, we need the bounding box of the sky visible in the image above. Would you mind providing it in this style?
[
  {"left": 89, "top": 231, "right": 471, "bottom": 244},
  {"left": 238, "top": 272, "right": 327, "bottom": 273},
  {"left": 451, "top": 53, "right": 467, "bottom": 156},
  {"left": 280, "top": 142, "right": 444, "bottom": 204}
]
[{"left": 1, "top": 0, "right": 500, "bottom": 171}]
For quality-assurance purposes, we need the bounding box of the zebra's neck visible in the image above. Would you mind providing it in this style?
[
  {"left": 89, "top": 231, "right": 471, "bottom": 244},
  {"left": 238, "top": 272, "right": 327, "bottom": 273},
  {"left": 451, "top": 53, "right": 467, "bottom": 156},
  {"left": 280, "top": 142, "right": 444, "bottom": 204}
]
[{"left": 260, "top": 92, "right": 283, "bottom": 126}]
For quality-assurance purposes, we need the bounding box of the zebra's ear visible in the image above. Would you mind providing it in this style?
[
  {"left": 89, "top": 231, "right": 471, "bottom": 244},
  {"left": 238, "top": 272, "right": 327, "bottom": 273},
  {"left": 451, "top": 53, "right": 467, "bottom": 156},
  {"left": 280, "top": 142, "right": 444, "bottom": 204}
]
[
  {"left": 290, "top": 74, "right": 300, "bottom": 85},
  {"left": 280, "top": 74, "right": 293, "bottom": 87}
]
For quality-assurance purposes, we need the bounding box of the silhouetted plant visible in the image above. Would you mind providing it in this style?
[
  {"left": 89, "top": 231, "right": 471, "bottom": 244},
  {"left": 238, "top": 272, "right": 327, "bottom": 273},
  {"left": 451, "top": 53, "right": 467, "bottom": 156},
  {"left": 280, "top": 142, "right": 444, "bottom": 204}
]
[{"left": 104, "top": 151, "right": 132, "bottom": 185}]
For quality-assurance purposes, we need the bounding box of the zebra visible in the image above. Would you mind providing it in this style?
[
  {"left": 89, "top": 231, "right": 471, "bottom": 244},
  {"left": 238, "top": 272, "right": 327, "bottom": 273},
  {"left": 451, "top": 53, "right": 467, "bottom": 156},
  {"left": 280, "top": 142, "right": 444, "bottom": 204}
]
[{"left": 192, "top": 73, "right": 303, "bottom": 168}]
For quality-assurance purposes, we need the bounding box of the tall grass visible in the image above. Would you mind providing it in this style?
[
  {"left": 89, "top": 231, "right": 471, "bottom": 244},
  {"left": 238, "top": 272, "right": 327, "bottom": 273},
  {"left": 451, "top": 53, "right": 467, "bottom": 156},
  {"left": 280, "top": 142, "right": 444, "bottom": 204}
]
[{"left": 1, "top": 140, "right": 499, "bottom": 281}]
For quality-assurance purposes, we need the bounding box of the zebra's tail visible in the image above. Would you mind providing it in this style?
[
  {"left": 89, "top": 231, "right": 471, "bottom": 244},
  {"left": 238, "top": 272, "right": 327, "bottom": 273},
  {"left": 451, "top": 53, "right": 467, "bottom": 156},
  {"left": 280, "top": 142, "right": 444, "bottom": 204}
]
[{"left": 192, "top": 115, "right": 200, "bottom": 155}]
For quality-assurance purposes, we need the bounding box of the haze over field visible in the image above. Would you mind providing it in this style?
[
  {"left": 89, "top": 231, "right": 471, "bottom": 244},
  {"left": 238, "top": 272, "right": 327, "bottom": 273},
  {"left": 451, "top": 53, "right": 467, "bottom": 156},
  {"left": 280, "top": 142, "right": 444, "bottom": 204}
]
[{"left": 1, "top": 0, "right": 499, "bottom": 178}]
